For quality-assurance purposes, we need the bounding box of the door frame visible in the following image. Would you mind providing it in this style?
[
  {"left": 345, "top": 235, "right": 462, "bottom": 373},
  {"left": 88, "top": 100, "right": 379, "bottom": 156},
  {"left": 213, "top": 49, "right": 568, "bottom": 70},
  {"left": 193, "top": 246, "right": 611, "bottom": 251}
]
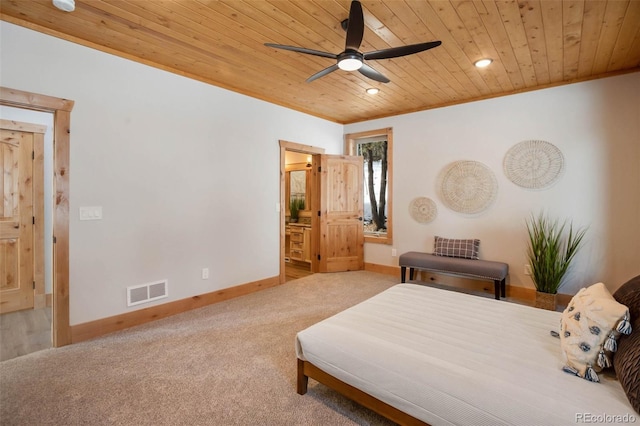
[
  {"left": 279, "top": 140, "right": 324, "bottom": 284},
  {"left": 1, "top": 87, "right": 73, "bottom": 347}
]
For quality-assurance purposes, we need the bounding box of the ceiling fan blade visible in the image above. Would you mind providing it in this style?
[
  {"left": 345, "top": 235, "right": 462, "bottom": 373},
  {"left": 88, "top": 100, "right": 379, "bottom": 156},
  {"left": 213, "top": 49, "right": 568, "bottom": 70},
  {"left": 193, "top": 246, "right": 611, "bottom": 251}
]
[
  {"left": 364, "top": 41, "right": 442, "bottom": 60},
  {"left": 358, "top": 63, "right": 390, "bottom": 83},
  {"left": 265, "top": 43, "right": 337, "bottom": 60},
  {"left": 344, "top": 1, "right": 364, "bottom": 51},
  {"left": 306, "top": 64, "right": 340, "bottom": 83}
]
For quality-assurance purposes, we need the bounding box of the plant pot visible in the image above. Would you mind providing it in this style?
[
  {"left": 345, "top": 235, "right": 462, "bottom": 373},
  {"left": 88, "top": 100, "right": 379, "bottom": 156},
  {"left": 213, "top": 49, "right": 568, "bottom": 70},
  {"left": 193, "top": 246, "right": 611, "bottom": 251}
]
[{"left": 535, "top": 291, "right": 557, "bottom": 311}]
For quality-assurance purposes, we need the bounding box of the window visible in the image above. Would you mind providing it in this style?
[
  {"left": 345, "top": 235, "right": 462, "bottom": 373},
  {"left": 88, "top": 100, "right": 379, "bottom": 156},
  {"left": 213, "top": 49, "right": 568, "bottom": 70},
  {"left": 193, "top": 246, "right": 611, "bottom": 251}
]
[{"left": 345, "top": 128, "right": 393, "bottom": 245}]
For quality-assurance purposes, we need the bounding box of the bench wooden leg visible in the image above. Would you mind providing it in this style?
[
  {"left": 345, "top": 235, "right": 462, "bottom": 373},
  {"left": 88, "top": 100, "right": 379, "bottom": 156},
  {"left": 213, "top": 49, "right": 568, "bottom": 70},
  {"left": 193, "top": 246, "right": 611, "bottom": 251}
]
[
  {"left": 401, "top": 266, "right": 406, "bottom": 283},
  {"left": 409, "top": 268, "right": 415, "bottom": 281},
  {"left": 494, "top": 280, "right": 501, "bottom": 300}
]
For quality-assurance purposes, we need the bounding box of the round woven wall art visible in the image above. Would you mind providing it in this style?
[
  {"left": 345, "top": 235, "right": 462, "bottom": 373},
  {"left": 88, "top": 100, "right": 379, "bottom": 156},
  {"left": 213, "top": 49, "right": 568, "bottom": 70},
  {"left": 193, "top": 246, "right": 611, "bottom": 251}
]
[
  {"left": 439, "top": 160, "right": 497, "bottom": 214},
  {"left": 409, "top": 197, "right": 437, "bottom": 223},
  {"left": 504, "top": 140, "right": 564, "bottom": 189}
]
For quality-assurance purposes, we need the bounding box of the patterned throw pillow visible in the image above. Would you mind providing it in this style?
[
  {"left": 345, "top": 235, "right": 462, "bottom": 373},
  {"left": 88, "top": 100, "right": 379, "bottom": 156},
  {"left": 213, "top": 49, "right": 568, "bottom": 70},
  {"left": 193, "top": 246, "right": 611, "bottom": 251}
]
[
  {"left": 433, "top": 236, "right": 480, "bottom": 260},
  {"left": 559, "top": 282, "right": 632, "bottom": 382}
]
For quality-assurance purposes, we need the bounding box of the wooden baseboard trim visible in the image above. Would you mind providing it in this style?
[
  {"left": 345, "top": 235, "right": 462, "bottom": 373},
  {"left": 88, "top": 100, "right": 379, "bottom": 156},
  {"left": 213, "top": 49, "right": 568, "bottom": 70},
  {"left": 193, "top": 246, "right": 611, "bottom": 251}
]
[
  {"left": 364, "top": 262, "right": 571, "bottom": 306},
  {"left": 69, "top": 267, "right": 573, "bottom": 343},
  {"left": 507, "top": 285, "right": 535, "bottom": 301},
  {"left": 364, "top": 262, "right": 400, "bottom": 276},
  {"left": 70, "top": 276, "right": 280, "bottom": 343}
]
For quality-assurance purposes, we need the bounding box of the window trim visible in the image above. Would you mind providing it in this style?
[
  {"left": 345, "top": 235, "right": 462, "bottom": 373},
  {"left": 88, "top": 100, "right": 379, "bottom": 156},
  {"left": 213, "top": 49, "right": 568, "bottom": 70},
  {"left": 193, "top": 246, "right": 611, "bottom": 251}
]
[{"left": 345, "top": 127, "right": 393, "bottom": 245}]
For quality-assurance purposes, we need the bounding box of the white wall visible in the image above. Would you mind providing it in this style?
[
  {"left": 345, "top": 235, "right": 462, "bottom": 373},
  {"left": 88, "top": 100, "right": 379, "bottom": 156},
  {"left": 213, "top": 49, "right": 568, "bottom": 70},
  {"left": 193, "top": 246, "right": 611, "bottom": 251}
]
[
  {"left": 0, "top": 22, "right": 343, "bottom": 325},
  {"left": 346, "top": 72, "right": 640, "bottom": 294}
]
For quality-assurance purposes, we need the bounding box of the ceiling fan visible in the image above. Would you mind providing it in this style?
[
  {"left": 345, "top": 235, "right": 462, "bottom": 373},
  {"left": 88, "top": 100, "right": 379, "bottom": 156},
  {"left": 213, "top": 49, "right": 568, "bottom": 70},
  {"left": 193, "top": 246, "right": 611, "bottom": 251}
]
[{"left": 265, "top": 0, "right": 441, "bottom": 83}]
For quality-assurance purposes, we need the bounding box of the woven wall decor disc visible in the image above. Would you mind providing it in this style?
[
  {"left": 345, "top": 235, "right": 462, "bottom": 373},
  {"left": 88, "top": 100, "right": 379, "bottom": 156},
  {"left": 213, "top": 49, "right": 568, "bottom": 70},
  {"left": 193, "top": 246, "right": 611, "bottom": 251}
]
[
  {"left": 440, "top": 161, "right": 497, "bottom": 214},
  {"left": 409, "top": 197, "right": 437, "bottom": 223},
  {"left": 504, "top": 140, "right": 564, "bottom": 189}
]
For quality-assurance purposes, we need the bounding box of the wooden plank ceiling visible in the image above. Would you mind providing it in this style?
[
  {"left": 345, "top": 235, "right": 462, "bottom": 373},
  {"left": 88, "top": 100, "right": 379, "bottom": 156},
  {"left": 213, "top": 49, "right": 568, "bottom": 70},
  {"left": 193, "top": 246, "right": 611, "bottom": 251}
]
[{"left": 1, "top": 0, "right": 639, "bottom": 124}]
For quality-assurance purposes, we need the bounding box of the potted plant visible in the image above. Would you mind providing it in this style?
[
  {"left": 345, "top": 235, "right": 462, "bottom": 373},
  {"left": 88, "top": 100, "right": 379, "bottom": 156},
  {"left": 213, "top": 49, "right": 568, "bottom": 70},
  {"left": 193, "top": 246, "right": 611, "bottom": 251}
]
[
  {"left": 289, "top": 197, "right": 304, "bottom": 223},
  {"left": 526, "top": 212, "right": 588, "bottom": 310}
]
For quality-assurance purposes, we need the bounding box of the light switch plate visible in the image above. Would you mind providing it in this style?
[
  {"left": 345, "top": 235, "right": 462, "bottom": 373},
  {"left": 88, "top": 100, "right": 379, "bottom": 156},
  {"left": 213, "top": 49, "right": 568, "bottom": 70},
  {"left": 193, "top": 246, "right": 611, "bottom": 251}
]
[{"left": 79, "top": 206, "right": 103, "bottom": 221}]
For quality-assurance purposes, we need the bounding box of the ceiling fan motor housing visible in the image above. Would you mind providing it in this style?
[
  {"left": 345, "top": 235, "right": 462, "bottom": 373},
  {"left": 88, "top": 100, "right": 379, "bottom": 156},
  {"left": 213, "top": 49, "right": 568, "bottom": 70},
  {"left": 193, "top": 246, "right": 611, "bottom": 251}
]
[{"left": 337, "top": 50, "right": 364, "bottom": 71}]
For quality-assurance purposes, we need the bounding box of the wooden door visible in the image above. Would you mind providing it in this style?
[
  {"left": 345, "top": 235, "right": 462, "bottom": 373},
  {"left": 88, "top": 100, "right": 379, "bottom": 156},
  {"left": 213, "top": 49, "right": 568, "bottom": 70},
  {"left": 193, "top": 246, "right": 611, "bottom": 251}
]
[
  {"left": 1, "top": 126, "right": 37, "bottom": 313},
  {"left": 318, "top": 154, "right": 364, "bottom": 272}
]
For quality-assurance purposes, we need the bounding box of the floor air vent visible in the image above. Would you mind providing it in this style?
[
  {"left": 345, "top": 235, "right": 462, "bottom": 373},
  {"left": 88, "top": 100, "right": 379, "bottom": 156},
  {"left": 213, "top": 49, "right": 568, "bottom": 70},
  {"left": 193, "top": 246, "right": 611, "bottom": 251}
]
[{"left": 127, "top": 280, "right": 168, "bottom": 307}]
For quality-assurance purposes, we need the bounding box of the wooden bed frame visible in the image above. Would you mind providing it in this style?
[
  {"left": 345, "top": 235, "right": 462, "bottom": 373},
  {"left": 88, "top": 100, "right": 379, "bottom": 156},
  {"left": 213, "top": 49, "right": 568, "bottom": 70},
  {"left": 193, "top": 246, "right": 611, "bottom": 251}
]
[{"left": 297, "top": 358, "right": 430, "bottom": 426}]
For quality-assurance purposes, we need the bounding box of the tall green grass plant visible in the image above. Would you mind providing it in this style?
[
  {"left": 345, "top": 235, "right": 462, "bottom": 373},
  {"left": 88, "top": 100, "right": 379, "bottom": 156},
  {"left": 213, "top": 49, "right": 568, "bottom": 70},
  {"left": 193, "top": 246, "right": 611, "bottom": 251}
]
[{"left": 526, "top": 213, "right": 588, "bottom": 294}]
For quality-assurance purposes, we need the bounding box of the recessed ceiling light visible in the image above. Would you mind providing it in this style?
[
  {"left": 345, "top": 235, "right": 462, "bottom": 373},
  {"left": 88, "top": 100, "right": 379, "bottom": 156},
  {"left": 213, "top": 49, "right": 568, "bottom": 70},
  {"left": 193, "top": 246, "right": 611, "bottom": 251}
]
[
  {"left": 52, "top": 0, "right": 75, "bottom": 12},
  {"left": 366, "top": 88, "right": 380, "bottom": 95},
  {"left": 474, "top": 58, "right": 493, "bottom": 68}
]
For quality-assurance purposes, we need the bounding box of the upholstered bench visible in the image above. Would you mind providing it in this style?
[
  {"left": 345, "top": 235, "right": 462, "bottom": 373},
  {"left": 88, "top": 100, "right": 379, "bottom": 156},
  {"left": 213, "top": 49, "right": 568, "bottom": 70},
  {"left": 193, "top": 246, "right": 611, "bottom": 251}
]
[{"left": 399, "top": 251, "right": 509, "bottom": 300}]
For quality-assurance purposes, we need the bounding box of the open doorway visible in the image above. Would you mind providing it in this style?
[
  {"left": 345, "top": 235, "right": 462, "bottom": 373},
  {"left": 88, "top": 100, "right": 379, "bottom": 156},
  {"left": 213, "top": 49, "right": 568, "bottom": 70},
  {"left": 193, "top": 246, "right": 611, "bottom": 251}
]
[
  {"left": 0, "top": 111, "right": 53, "bottom": 361},
  {"left": 0, "top": 87, "right": 73, "bottom": 349},
  {"left": 284, "top": 151, "right": 313, "bottom": 282},
  {"left": 279, "top": 141, "right": 324, "bottom": 284}
]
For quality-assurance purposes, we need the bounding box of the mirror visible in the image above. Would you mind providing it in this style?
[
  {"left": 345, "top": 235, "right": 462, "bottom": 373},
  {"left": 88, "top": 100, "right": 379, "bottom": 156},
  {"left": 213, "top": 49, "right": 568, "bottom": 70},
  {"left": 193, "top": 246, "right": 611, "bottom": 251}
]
[
  {"left": 286, "top": 168, "right": 310, "bottom": 224},
  {"left": 290, "top": 170, "right": 306, "bottom": 207}
]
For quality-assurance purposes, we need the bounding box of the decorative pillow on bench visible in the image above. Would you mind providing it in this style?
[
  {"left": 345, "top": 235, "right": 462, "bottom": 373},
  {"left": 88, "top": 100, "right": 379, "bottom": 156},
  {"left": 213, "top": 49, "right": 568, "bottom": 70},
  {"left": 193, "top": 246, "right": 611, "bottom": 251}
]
[
  {"left": 559, "top": 282, "right": 632, "bottom": 383},
  {"left": 433, "top": 236, "right": 480, "bottom": 260}
]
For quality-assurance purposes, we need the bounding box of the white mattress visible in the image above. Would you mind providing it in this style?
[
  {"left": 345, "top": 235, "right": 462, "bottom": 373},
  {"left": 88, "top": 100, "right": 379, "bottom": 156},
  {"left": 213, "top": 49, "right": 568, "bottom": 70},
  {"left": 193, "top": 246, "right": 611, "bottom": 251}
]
[{"left": 296, "top": 284, "right": 635, "bottom": 426}]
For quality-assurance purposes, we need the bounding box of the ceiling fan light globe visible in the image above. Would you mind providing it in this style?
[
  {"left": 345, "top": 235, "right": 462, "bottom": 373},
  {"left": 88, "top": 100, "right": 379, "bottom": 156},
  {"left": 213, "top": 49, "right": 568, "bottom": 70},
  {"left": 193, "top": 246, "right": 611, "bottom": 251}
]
[{"left": 338, "top": 57, "right": 363, "bottom": 71}]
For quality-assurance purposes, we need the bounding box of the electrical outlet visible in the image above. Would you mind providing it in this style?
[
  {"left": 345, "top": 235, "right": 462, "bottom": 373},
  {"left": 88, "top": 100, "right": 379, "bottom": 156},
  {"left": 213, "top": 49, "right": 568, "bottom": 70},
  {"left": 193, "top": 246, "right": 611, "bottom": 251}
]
[
  {"left": 391, "top": 248, "right": 397, "bottom": 257},
  {"left": 524, "top": 264, "right": 532, "bottom": 276},
  {"left": 202, "top": 268, "right": 209, "bottom": 279}
]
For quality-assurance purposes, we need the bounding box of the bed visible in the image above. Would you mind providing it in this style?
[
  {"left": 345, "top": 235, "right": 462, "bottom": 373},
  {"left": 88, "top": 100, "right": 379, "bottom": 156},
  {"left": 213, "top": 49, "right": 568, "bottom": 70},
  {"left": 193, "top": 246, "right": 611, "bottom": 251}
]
[{"left": 296, "top": 282, "right": 639, "bottom": 425}]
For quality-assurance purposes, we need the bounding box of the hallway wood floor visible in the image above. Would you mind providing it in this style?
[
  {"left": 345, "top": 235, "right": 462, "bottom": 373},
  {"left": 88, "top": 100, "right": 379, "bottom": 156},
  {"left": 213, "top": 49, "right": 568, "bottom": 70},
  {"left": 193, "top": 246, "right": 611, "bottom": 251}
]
[
  {"left": 0, "top": 307, "right": 51, "bottom": 361},
  {"left": 285, "top": 262, "right": 313, "bottom": 282}
]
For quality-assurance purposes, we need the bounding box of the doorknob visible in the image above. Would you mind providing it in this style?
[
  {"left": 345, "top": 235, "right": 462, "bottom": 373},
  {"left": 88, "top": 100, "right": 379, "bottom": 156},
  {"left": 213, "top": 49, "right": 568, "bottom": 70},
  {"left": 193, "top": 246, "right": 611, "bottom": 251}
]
[{"left": 358, "top": 217, "right": 363, "bottom": 221}]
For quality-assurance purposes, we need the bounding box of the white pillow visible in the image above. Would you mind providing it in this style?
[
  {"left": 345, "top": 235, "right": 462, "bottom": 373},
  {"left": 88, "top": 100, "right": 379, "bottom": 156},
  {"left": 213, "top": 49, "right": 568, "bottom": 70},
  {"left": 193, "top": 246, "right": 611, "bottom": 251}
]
[{"left": 559, "top": 282, "right": 632, "bottom": 382}]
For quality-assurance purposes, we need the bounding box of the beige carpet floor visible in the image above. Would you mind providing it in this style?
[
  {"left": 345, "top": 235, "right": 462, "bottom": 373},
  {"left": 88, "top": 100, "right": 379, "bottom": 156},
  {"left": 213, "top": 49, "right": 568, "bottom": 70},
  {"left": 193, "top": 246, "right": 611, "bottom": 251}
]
[{"left": 1, "top": 271, "right": 400, "bottom": 426}]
